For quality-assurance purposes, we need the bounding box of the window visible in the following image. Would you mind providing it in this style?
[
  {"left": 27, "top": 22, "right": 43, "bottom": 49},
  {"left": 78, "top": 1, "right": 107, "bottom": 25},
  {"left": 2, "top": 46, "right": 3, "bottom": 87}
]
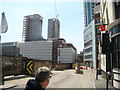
[
  {"left": 84, "top": 40, "right": 92, "bottom": 47},
  {"left": 84, "top": 47, "right": 92, "bottom": 53},
  {"left": 84, "top": 25, "right": 92, "bottom": 35},
  {"left": 109, "top": 24, "right": 120, "bottom": 37},
  {"left": 95, "top": 19, "right": 100, "bottom": 23},
  {"left": 115, "top": 2, "right": 120, "bottom": 19},
  {"left": 85, "top": 54, "right": 92, "bottom": 59},
  {"left": 96, "top": 27, "right": 101, "bottom": 34},
  {"left": 84, "top": 33, "right": 92, "bottom": 41},
  {"left": 111, "top": 35, "right": 120, "bottom": 69}
]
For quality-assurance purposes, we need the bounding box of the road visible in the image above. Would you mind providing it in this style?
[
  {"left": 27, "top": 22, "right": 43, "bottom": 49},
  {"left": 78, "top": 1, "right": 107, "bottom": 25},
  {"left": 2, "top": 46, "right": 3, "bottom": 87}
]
[
  {"left": 1, "top": 69, "right": 114, "bottom": 89},
  {"left": 48, "top": 69, "right": 95, "bottom": 88}
]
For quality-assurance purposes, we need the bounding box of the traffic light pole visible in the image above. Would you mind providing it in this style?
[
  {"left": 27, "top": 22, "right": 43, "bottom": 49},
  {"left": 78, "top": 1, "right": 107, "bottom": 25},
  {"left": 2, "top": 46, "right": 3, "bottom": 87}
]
[{"left": 105, "top": 31, "right": 110, "bottom": 90}]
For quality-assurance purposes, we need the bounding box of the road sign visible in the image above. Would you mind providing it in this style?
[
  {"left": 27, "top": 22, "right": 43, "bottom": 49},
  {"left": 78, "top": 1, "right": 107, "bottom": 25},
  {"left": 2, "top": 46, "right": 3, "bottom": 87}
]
[{"left": 26, "top": 60, "right": 33, "bottom": 75}]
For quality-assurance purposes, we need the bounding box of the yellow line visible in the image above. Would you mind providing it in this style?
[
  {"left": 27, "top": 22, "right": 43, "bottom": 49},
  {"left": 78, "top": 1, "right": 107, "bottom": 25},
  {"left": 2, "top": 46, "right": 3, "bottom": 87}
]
[
  {"left": 29, "top": 64, "right": 33, "bottom": 71},
  {"left": 27, "top": 68, "right": 32, "bottom": 74},
  {"left": 27, "top": 60, "right": 32, "bottom": 67}
]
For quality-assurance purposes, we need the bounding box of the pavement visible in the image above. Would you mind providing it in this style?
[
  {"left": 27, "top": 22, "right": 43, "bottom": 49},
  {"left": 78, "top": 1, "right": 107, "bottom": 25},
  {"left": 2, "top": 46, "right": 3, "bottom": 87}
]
[
  {"left": 0, "top": 69, "right": 117, "bottom": 89},
  {"left": 0, "top": 75, "right": 29, "bottom": 89}
]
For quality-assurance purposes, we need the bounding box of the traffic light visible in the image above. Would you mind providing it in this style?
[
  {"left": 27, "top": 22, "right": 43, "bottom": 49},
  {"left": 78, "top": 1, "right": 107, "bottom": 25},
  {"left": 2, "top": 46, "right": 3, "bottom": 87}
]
[
  {"left": 100, "top": 25, "right": 106, "bottom": 31},
  {"left": 101, "top": 33, "right": 109, "bottom": 54}
]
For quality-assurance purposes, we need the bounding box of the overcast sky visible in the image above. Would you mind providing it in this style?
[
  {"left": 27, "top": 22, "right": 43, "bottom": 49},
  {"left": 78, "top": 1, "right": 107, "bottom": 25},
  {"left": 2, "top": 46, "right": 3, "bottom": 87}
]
[{"left": 0, "top": 1, "right": 84, "bottom": 53}]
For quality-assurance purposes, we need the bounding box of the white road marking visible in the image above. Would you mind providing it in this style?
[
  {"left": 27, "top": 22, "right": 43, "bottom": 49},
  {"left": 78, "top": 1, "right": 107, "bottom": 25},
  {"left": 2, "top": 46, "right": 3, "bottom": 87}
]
[{"left": 90, "top": 70, "right": 96, "bottom": 89}]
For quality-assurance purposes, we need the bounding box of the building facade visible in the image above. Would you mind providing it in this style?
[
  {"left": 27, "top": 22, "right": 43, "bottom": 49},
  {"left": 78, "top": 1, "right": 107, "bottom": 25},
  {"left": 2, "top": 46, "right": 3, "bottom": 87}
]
[
  {"left": 84, "top": 0, "right": 98, "bottom": 68},
  {"left": 94, "top": 2, "right": 102, "bottom": 70},
  {"left": 84, "top": 0, "right": 95, "bottom": 27},
  {"left": 100, "top": 1, "right": 120, "bottom": 89},
  {"left": 47, "top": 18, "right": 60, "bottom": 40},
  {"left": 84, "top": 20, "right": 96, "bottom": 68},
  {"left": 2, "top": 42, "right": 20, "bottom": 56},
  {"left": 22, "top": 14, "right": 43, "bottom": 42}
]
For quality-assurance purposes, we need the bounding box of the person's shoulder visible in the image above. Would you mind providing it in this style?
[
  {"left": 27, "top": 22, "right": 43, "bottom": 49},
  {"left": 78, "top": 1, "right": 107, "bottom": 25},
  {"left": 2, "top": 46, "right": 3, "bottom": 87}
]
[{"left": 24, "top": 79, "right": 41, "bottom": 90}]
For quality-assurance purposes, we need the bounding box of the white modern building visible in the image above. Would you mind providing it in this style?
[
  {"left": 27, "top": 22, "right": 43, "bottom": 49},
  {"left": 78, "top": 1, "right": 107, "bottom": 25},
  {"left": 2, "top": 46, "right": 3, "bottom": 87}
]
[
  {"left": 84, "top": 20, "right": 96, "bottom": 68},
  {"left": 18, "top": 41, "right": 53, "bottom": 61},
  {"left": 18, "top": 41, "right": 76, "bottom": 64},
  {"left": 83, "top": 0, "right": 99, "bottom": 68},
  {"left": 22, "top": 14, "right": 43, "bottom": 42},
  {"left": 58, "top": 48, "right": 76, "bottom": 63}
]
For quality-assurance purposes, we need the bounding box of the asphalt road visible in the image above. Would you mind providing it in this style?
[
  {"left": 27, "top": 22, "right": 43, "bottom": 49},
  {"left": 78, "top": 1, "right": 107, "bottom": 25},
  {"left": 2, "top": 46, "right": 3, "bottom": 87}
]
[
  {"left": 1, "top": 69, "right": 114, "bottom": 89},
  {"left": 47, "top": 69, "right": 95, "bottom": 88}
]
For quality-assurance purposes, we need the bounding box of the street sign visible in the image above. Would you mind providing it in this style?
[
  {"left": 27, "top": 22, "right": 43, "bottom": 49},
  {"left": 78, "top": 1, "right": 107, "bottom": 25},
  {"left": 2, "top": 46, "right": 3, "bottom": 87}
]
[{"left": 26, "top": 60, "right": 33, "bottom": 75}]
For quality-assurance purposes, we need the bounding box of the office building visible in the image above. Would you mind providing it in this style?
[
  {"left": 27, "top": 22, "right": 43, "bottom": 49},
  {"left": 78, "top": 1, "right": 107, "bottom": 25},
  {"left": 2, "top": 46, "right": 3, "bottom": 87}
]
[
  {"left": 47, "top": 18, "right": 60, "bottom": 40},
  {"left": 84, "top": 0, "right": 95, "bottom": 27},
  {"left": 100, "top": 1, "right": 120, "bottom": 89},
  {"left": 2, "top": 42, "right": 20, "bottom": 56},
  {"left": 83, "top": 0, "right": 97, "bottom": 68},
  {"left": 84, "top": 20, "right": 96, "bottom": 68},
  {"left": 22, "top": 14, "right": 43, "bottom": 42}
]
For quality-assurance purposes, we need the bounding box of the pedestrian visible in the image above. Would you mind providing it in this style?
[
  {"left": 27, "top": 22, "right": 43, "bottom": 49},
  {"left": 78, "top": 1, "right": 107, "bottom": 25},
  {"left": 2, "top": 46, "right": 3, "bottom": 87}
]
[{"left": 24, "top": 67, "right": 52, "bottom": 90}]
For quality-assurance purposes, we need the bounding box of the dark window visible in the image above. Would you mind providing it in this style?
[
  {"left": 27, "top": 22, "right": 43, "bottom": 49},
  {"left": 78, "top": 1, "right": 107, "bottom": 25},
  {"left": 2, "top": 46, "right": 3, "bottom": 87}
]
[
  {"left": 85, "top": 54, "right": 92, "bottom": 59},
  {"left": 111, "top": 35, "right": 120, "bottom": 69},
  {"left": 84, "top": 47, "right": 92, "bottom": 53},
  {"left": 84, "top": 40, "right": 92, "bottom": 47},
  {"left": 115, "top": 2, "right": 120, "bottom": 19},
  {"left": 95, "top": 19, "right": 100, "bottom": 23},
  {"left": 96, "top": 27, "right": 101, "bottom": 34}
]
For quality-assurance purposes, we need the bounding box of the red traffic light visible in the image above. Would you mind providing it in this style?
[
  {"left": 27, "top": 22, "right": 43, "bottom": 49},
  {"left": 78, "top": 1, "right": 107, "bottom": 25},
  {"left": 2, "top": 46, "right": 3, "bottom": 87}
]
[{"left": 100, "top": 25, "right": 106, "bottom": 31}]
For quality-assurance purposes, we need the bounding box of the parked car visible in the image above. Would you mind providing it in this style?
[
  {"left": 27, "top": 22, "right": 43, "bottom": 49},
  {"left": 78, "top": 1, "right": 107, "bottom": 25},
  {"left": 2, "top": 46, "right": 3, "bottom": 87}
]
[{"left": 79, "top": 66, "right": 86, "bottom": 69}]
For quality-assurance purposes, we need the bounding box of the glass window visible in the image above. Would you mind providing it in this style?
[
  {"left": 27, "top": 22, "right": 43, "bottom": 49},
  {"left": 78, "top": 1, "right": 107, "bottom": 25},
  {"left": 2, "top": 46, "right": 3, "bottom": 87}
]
[
  {"left": 95, "top": 19, "right": 100, "bottom": 23},
  {"left": 84, "top": 40, "right": 92, "bottom": 47},
  {"left": 84, "top": 33, "right": 92, "bottom": 41},
  {"left": 84, "top": 47, "right": 92, "bottom": 53},
  {"left": 96, "top": 28, "right": 101, "bottom": 34},
  {"left": 111, "top": 35, "right": 120, "bottom": 69},
  {"left": 115, "top": 2, "right": 120, "bottom": 19},
  {"left": 84, "top": 26, "right": 92, "bottom": 35},
  {"left": 109, "top": 24, "right": 120, "bottom": 37},
  {"left": 85, "top": 54, "right": 92, "bottom": 59}
]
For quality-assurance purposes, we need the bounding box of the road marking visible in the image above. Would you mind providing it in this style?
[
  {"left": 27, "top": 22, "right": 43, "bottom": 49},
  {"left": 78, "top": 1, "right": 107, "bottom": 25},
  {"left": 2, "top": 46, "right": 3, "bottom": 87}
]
[{"left": 90, "top": 70, "right": 96, "bottom": 89}]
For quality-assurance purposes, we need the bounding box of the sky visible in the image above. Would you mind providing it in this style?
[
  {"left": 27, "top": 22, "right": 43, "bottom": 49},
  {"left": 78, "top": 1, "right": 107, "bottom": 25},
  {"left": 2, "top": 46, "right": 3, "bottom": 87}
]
[{"left": 0, "top": 0, "right": 84, "bottom": 53}]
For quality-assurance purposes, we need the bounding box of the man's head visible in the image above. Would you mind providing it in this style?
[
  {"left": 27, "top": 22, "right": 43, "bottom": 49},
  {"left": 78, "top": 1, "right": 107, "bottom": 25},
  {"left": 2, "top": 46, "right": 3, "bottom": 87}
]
[{"left": 35, "top": 67, "right": 51, "bottom": 88}]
